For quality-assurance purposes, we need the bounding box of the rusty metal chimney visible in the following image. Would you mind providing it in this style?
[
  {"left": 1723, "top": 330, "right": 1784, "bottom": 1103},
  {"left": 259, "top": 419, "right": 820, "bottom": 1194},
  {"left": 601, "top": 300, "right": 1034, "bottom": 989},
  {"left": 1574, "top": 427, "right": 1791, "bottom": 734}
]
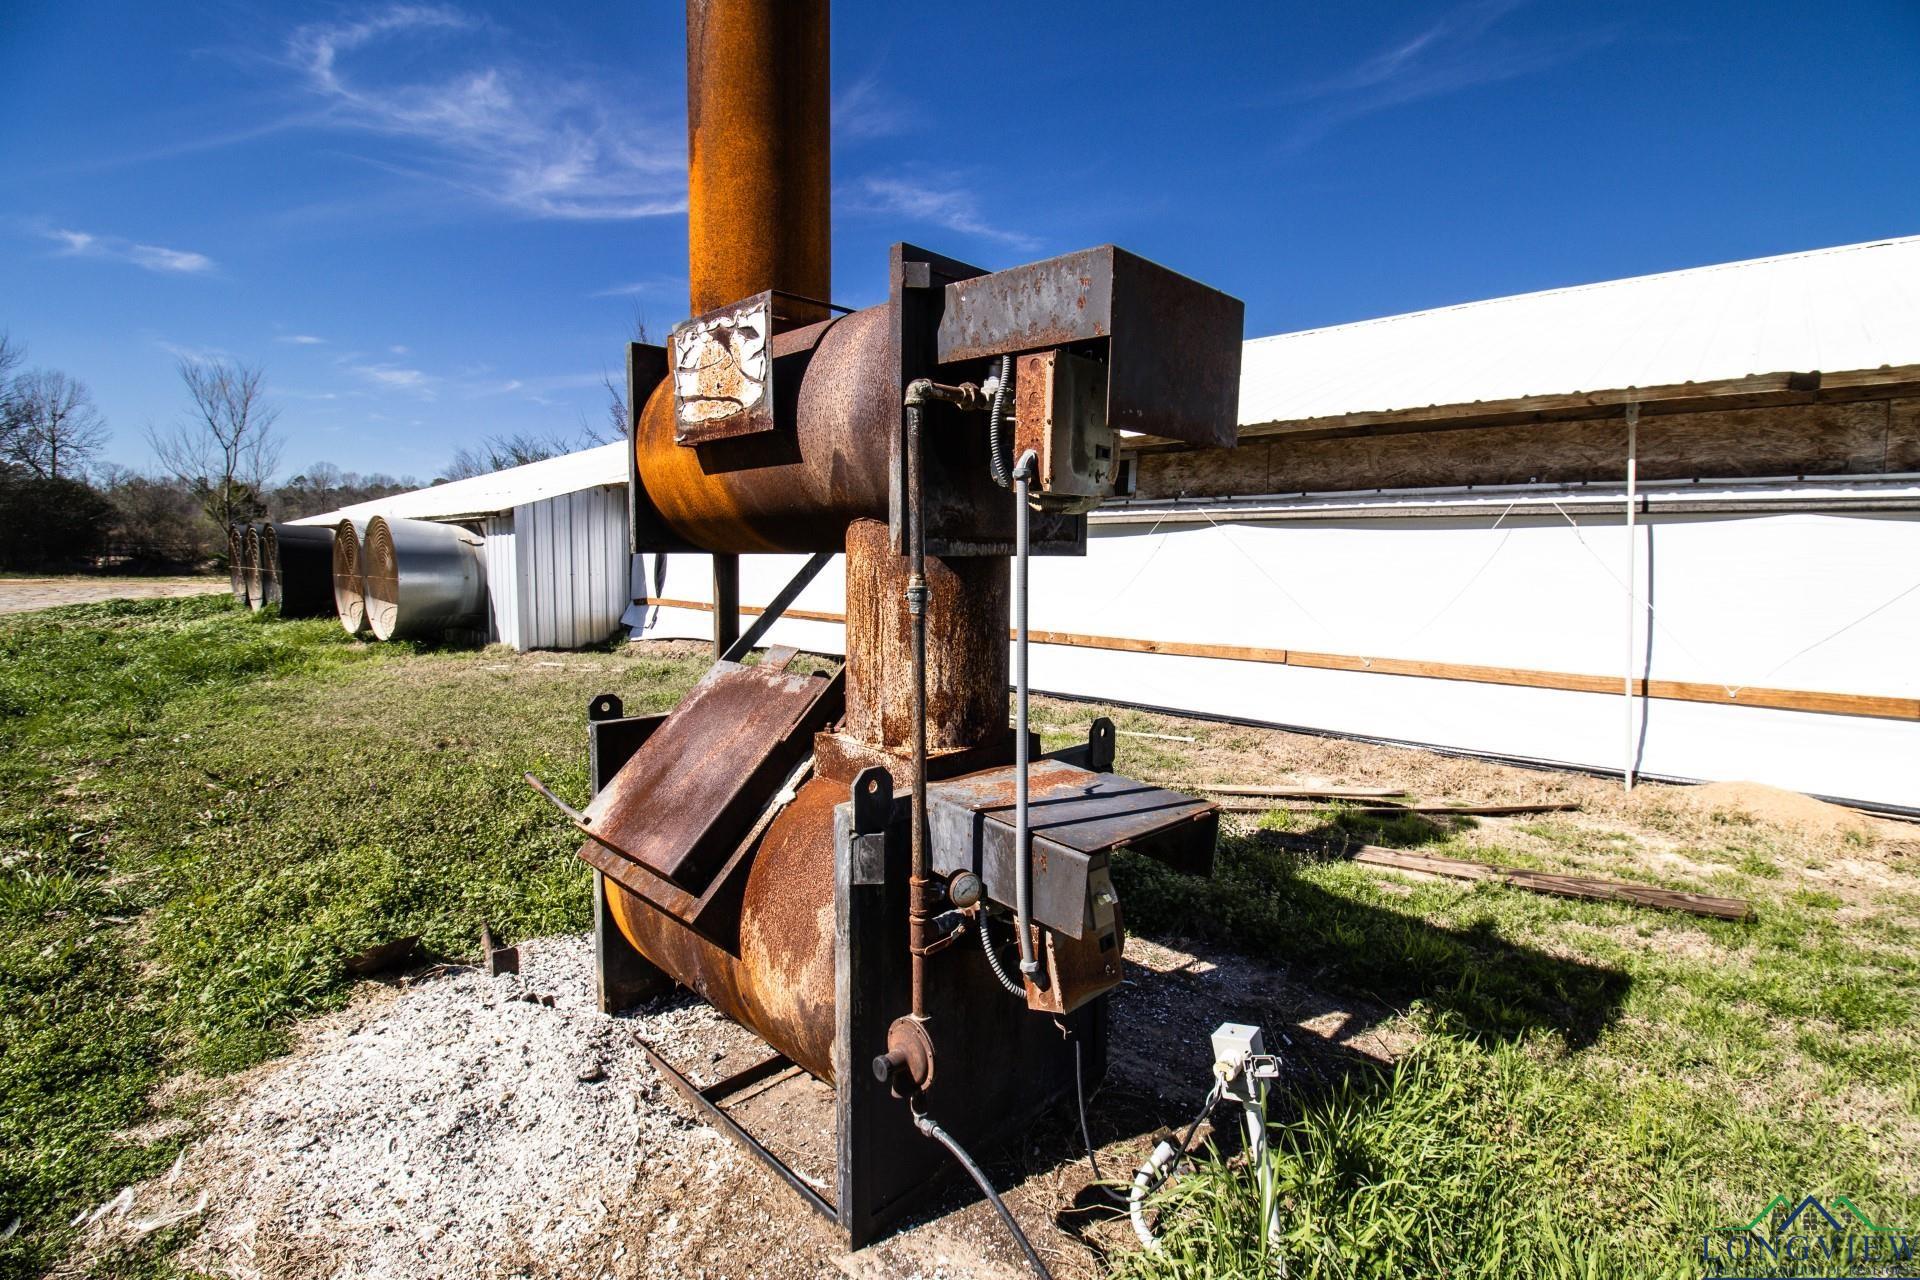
[{"left": 685, "top": 0, "right": 830, "bottom": 316}]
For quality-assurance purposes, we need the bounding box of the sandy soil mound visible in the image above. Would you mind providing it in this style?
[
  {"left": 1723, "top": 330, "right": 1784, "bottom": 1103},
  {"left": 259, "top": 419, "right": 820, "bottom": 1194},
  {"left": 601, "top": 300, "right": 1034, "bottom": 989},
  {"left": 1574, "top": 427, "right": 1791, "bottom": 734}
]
[{"left": 1682, "top": 780, "right": 1878, "bottom": 842}]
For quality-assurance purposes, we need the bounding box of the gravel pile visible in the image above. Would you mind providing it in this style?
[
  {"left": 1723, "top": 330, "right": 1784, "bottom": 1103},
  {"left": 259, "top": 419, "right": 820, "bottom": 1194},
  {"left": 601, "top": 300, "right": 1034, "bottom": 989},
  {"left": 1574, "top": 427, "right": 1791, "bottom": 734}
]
[{"left": 87, "top": 937, "right": 754, "bottom": 1280}]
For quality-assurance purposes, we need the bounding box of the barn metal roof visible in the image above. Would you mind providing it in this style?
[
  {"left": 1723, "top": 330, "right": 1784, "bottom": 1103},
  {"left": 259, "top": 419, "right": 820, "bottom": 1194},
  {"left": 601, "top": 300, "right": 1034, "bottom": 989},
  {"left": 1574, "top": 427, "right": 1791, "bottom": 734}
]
[
  {"left": 1237, "top": 235, "right": 1920, "bottom": 433},
  {"left": 293, "top": 441, "right": 628, "bottom": 525}
]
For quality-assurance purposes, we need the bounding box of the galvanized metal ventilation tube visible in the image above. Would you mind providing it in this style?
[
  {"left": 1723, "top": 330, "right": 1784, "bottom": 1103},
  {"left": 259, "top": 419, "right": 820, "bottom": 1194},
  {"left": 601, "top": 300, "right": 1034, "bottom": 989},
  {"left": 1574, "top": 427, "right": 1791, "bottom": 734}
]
[
  {"left": 360, "top": 515, "right": 487, "bottom": 642},
  {"left": 263, "top": 524, "right": 337, "bottom": 619},
  {"left": 242, "top": 525, "right": 266, "bottom": 613},
  {"left": 226, "top": 523, "right": 248, "bottom": 605},
  {"left": 332, "top": 518, "right": 372, "bottom": 636}
]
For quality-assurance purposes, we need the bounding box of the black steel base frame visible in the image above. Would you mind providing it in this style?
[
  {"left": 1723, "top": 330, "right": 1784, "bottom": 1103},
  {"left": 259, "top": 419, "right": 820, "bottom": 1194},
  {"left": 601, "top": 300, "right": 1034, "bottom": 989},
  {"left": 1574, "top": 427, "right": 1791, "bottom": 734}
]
[{"left": 586, "top": 693, "right": 1107, "bottom": 1249}]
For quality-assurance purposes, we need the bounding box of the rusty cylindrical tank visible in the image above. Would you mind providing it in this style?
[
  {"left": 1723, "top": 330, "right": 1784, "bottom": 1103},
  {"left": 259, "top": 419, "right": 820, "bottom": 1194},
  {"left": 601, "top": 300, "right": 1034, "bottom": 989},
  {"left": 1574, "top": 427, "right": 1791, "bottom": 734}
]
[{"left": 633, "top": 304, "right": 896, "bottom": 552}]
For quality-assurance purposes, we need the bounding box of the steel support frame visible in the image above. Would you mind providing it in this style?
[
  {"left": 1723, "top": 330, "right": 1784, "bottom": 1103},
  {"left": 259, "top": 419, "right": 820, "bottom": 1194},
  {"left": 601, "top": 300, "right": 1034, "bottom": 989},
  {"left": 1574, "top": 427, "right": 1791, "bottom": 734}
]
[{"left": 588, "top": 694, "right": 675, "bottom": 1014}]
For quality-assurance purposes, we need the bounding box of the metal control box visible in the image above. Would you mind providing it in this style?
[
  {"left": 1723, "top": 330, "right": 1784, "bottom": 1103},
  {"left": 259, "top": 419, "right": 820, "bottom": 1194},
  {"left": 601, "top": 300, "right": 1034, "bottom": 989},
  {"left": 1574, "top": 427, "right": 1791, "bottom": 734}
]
[{"left": 1015, "top": 349, "right": 1116, "bottom": 513}]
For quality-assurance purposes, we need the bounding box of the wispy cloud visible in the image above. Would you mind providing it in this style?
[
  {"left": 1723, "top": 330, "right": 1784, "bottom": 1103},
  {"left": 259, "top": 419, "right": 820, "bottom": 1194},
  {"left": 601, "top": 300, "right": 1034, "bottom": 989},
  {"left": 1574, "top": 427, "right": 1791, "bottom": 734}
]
[
  {"left": 49, "top": 228, "right": 215, "bottom": 274},
  {"left": 286, "top": 5, "right": 684, "bottom": 220},
  {"left": 276, "top": 333, "right": 328, "bottom": 345},
  {"left": 153, "top": 338, "right": 232, "bottom": 362},
  {"left": 840, "top": 176, "right": 1037, "bottom": 250},
  {"left": 1278, "top": 0, "right": 1613, "bottom": 152},
  {"left": 341, "top": 355, "right": 438, "bottom": 397},
  {"left": 591, "top": 276, "right": 682, "bottom": 300},
  {"left": 832, "top": 66, "right": 918, "bottom": 142}
]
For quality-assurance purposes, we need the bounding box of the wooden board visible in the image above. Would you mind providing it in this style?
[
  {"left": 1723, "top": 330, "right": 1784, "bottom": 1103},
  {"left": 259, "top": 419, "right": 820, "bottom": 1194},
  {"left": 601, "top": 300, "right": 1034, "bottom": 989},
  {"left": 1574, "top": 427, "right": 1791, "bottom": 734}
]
[
  {"left": 636, "top": 598, "right": 1919, "bottom": 723},
  {"left": 1213, "top": 800, "right": 1577, "bottom": 816},
  {"left": 1348, "top": 845, "right": 1754, "bottom": 921},
  {"left": 1196, "top": 784, "right": 1407, "bottom": 799},
  {"left": 1890, "top": 397, "right": 1920, "bottom": 473},
  {"left": 1131, "top": 364, "right": 1920, "bottom": 446}
]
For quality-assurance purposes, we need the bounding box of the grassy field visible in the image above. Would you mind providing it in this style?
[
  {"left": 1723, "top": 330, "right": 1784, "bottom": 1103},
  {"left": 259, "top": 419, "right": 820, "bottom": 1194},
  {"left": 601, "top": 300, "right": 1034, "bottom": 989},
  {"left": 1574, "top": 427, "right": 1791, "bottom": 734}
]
[
  {"left": 2, "top": 596, "right": 1916, "bottom": 1278},
  {"left": 0, "top": 597, "right": 703, "bottom": 1279}
]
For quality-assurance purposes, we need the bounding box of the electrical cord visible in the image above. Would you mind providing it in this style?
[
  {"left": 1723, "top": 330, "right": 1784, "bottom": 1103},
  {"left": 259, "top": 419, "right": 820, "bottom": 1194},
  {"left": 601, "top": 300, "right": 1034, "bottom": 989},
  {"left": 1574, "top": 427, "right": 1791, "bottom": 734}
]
[
  {"left": 913, "top": 1104, "right": 1054, "bottom": 1280},
  {"left": 1070, "top": 1036, "right": 1130, "bottom": 1205},
  {"left": 1129, "top": 1079, "right": 1225, "bottom": 1254}
]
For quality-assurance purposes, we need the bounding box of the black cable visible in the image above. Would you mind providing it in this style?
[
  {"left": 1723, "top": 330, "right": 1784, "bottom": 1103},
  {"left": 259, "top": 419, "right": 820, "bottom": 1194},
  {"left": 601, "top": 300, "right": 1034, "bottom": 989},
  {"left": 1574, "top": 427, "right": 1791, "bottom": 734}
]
[
  {"left": 978, "top": 907, "right": 1026, "bottom": 997},
  {"left": 1070, "top": 1036, "right": 1130, "bottom": 1204},
  {"left": 914, "top": 1106, "right": 1054, "bottom": 1280}
]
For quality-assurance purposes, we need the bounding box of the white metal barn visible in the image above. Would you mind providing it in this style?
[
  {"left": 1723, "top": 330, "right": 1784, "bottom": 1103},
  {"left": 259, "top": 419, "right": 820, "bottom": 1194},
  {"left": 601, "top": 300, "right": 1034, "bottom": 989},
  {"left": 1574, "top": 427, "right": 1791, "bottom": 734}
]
[
  {"left": 630, "top": 236, "right": 1920, "bottom": 812},
  {"left": 298, "top": 443, "right": 632, "bottom": 652}
]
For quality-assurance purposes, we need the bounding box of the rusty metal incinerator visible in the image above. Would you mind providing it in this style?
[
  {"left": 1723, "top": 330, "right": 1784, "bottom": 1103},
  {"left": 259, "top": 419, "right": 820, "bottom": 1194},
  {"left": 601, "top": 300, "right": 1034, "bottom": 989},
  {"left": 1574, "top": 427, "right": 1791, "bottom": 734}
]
[{"left": 534, "top": 0, "right": 1244, "bottom": 1249}]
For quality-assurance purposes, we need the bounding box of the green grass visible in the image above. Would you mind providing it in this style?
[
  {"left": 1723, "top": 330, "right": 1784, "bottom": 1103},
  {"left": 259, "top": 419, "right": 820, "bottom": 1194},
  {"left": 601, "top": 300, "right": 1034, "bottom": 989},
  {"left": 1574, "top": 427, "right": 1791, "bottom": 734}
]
[
  {"left": 0, "top": 596, "right": 706, "bottom": 1278},
  {"left": 1106, "top": 785, "right": 1920, "bottom": 1278}
]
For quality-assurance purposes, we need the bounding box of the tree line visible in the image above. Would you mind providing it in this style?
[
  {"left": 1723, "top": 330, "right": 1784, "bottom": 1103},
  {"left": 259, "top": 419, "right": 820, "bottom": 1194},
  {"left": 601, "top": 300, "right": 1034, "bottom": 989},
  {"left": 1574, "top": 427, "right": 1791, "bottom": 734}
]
[{"left": 0, "top": 330, "right": 611, "bottom": 574}]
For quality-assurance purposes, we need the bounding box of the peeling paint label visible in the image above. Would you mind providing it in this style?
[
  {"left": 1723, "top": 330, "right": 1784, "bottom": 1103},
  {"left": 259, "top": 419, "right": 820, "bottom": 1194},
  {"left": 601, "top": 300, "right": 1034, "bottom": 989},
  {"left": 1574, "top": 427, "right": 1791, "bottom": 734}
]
[{"left": 672, "top": 300, "right": 769, "bottom": 428}]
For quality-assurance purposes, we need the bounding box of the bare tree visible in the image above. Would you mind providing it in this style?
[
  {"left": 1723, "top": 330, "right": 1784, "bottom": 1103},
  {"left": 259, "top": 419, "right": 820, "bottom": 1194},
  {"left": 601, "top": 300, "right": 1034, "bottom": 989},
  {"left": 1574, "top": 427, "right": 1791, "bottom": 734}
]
[
  {"left": 0, "top": 333, "right": 28, "bottom": 466},
  {"left": 150, "top": 358, "right": 283, "bottom": 529},
  {"left": 441, "top": 430, "right": 602, "bottom": 482},
  {"left": 5, "top": 368, "right": 109, "bottom": 480}
]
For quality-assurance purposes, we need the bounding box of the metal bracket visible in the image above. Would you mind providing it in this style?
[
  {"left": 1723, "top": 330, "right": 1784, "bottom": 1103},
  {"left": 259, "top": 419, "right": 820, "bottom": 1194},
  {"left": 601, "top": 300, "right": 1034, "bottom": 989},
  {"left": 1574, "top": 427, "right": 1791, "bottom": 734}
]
[
  {"left": 635, "top": 1036, "right": 837, "bottom": 1223},
  {"left": 719, "top": 549, "right": 833, "bottom": 662},
  {"left": 851, "top": 767, "right": 893, "bottom": 836}
]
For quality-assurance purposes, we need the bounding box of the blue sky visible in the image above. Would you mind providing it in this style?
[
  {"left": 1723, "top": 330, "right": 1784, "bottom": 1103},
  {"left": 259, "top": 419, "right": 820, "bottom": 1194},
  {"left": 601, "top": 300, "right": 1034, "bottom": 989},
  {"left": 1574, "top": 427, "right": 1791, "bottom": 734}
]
[{"left": 3, "top": 0, "right": 1916, "bottom": 481}]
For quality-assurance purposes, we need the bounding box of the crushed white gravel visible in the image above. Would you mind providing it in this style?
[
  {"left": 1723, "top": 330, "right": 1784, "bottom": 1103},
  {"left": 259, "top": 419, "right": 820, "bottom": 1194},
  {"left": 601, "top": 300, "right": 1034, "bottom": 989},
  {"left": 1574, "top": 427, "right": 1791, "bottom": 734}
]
[
  {"left": 67, "top": 931, "right": 1337, "bottom": 1279},
  {"left": 81, "top": 936, "right": 764, "bottom": 1280}
]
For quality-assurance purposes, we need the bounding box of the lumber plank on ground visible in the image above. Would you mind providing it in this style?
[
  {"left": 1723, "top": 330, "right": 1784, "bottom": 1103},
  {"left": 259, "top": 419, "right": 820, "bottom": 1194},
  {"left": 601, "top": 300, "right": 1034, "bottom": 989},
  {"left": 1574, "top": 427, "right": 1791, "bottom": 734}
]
[
  {"left": 1349, "top": 845, "right": 1753, "bottom": 921},
  {"left": 1209, "top": 799, "right": 1576, "bottom": 816},
  {"left": 1356, "top": 802, "right": 1579, "bottom": 817},
  {"left": 1197, "top": 784, "right": 1408, "bottom": 800}
]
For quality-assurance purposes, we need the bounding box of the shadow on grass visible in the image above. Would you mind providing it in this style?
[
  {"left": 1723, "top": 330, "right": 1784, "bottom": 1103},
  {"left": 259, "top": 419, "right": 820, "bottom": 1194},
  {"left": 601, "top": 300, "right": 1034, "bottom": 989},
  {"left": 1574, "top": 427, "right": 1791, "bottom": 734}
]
[{"left": 1113, "top": 827, "right": 1632, "bottom": 1051}]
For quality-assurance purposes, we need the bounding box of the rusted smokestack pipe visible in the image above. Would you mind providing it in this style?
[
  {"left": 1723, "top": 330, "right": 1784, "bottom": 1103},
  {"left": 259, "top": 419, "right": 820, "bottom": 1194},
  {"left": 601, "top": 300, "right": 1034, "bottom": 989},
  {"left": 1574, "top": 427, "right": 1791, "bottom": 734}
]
[
  {"left": 685, "top": 0, "right": 831, "bottom": 314},
  {"left": 685, "top": 0, "right": 830, "bottom": 647}
]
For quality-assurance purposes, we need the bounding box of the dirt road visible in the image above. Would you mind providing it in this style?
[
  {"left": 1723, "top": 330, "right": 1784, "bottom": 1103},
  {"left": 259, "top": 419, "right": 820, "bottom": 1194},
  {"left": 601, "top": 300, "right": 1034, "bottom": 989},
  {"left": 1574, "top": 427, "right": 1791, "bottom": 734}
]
[{"left": 0, "top": 575, "right": 229, "bottom": 615}]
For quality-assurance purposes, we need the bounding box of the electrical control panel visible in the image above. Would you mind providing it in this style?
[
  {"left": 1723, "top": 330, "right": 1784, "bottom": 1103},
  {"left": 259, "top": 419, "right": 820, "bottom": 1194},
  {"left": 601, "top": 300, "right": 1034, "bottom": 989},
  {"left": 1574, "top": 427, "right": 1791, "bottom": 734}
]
[{"left": 1014, "top": 349, "right": 1117, "bottom": 514}]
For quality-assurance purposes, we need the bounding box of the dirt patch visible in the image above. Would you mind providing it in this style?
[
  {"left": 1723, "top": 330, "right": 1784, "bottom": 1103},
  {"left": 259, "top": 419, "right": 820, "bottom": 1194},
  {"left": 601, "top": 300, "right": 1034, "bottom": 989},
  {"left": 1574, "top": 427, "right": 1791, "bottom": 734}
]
[
  {"left": 1679, "top": 780, "right": 1878, "bottom": 842},
  {"left": 0, "top": 575, "right": 228, "bottom": 615}
]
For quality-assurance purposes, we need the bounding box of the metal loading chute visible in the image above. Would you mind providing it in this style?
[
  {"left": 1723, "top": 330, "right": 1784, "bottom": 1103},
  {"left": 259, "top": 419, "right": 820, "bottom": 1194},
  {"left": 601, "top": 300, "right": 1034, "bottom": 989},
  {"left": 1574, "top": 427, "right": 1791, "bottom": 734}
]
[{"left": 538, "top": 0, "right": 1245, "bottom": 1253}]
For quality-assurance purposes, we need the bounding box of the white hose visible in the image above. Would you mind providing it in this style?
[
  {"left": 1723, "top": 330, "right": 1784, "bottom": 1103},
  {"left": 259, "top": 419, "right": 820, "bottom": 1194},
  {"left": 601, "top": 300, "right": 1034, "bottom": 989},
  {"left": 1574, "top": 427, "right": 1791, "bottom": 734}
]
[{"left": 1129, "top": 1139, "right": 1179, "bottom": 1253}]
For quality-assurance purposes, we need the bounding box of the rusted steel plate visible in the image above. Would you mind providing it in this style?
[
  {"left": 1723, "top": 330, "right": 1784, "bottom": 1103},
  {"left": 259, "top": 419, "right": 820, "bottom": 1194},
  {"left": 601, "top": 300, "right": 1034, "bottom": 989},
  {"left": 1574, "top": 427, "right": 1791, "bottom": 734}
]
[
  {"left": 926, "top": 759, "right": 1217, "bottom": 936},
  {"left": 935, "top": 245, "right": 1244, "bottom": 449},
  {"left": 933, "top": 758, "right": 1215, "bottom": 853},
  {"left": 582, "top": 660, "right": 842, "bottom": 891}
]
